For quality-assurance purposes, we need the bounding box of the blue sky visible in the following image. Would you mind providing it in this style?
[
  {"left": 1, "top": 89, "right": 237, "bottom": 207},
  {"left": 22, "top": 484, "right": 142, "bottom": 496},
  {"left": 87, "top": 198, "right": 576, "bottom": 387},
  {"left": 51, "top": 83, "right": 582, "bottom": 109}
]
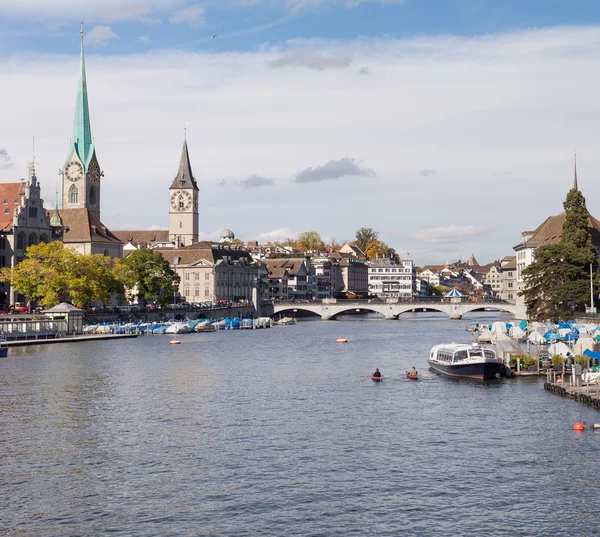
[
  {"left": 2, "top": 0, "right": 600, "bottom": 55},
  {"left": 2, "top": 1, "right": 600, "bottom": 264}
]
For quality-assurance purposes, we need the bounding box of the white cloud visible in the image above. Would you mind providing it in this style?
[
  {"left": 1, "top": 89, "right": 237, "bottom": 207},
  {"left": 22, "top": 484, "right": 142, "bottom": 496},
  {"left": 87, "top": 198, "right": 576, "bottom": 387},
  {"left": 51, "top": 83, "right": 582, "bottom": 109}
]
[
  {"left": 86, "top": 26, "right": 119, "bottom": 47},
  {"left": 294, "top": 158, "right": 374, "bottom": 183},
  {"left": 268, "top": 49, "right": 353, "bottom": 70},
  {"left": 238, "top": 175, "right": 275, "bottom": 188},
  {"left": 412, "top": 226, "right": 488, "bottom": 244},
  {"left": 0, "top": 0, "right": 180, "bottom": 23},
  {"left": 137, "top": 35, "right": 152, "bottom": 45},
  {"left": 256, "top": 227, "right": 298, "bottom": 243},
  {"left": 0, "top": 149, "right": 13, "bottom": 170},
  {"left": 285, "top": 0, "right": 405, "bottom": 12},
  {"left": 3, "top": 26, "right": 600, "bottom": 264},
  {"left": 169, "top": 4, "right": 205, "bottom": 28}
]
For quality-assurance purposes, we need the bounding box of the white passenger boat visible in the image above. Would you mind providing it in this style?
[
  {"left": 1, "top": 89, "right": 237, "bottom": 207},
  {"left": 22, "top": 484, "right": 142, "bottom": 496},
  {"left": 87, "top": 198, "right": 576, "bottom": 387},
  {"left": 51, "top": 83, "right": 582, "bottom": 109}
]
[
  {"left": 429, "top": 343, "right": 505, "bottom": 380},
  {"left": 277, "top": 317, "right": 296, "bottom": 326}
]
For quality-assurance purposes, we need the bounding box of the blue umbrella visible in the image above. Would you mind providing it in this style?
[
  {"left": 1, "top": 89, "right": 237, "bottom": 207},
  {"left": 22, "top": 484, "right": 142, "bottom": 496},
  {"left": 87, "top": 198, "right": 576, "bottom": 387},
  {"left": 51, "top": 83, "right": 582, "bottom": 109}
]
[{"left": 445, "top": 287, "right": 464, "bottom": 298}]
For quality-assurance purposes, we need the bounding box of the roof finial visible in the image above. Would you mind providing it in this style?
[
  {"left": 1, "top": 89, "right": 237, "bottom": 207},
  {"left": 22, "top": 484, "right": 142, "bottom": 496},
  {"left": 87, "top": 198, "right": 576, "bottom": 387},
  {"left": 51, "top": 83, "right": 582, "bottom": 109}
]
[
  {"left": 184, "top": 122, "right": 188, "bottom": 141},
  {"left": 80, "top": 21, "right": 84, "bottom": 40},
  {"left": 574, "top": 151, "right": 578, "bottom": 191}
]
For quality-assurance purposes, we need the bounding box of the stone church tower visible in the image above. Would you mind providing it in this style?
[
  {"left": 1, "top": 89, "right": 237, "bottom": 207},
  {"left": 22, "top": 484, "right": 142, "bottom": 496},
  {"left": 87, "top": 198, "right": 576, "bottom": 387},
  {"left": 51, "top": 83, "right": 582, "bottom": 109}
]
[
  {"left": 61, "top": 28, "right": 102, "bottom": 219},
  {"left": 169, "top": 138, "right": 199, "bottom": 246}
]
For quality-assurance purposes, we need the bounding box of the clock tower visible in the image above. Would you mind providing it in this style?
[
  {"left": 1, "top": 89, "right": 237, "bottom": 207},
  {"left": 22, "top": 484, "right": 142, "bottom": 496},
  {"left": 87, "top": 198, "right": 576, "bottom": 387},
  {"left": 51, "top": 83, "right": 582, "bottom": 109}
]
[
  {"left": 169, "top": 136, "right": 199, "bottom": 246},
  {"left": 62, "top": 27, "right": 102, "bottom": 219}
]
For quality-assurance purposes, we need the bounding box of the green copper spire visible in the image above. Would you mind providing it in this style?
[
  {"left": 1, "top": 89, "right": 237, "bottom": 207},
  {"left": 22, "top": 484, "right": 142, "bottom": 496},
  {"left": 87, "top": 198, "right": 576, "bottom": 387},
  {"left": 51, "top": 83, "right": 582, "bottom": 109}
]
[{"left": 69, "top": 25, "right": 94, "bottom": 169}]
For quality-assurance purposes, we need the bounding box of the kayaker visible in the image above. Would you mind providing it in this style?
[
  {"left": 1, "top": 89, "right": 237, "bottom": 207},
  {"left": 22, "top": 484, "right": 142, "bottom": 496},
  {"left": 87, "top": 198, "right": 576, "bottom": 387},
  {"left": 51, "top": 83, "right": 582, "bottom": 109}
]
[
  {"left": 409, "top": 366, "right": 418, "bottom": 376},
  {"left": 372, "top": 368, "right": 382, "bottom": 378}
]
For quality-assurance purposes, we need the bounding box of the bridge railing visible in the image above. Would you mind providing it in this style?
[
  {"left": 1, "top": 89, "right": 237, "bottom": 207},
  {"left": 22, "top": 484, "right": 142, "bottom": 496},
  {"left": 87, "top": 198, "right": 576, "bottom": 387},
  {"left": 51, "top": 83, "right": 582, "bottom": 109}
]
[{"left": 273, "top": 297, "right": 510, "bottom": 307}]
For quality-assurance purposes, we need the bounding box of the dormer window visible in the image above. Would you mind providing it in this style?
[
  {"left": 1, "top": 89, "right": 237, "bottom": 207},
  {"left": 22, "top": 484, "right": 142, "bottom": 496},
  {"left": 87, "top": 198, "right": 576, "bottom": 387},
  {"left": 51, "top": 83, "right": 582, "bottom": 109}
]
[
  {"left": 14, "top": 199, "right": 18, "bottom": 204},
  {"left": 3, "top": 209, "right": 8, "bottom": 214},
  {"left": 2, "top": 199, "right": 7, "bottom": 204}
]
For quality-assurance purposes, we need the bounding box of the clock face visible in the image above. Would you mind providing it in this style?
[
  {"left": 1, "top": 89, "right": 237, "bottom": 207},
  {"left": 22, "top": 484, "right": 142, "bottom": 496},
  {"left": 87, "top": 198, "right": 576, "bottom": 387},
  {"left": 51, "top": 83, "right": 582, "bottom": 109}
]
[
  {"left": 171, "top": 190, "right": 192, "bottom": 211},
  {"left": 88, "top": 161, "right": 100, "bottom": 183},
  {"left": 65, "top": 161, "right": 83, "bottom": 181}
]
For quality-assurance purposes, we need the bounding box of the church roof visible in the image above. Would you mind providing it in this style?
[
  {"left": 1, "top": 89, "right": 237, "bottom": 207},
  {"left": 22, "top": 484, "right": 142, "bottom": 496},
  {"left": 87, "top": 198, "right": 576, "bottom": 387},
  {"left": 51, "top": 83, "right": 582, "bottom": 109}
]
[
  {"left": 515, "top": 211, "right": 600, "bottom": 250},
  {"left": 156, "top": 241, "right": 253, "bottom": 265},
  {"left": 66, "top": 32, "right": 95, "bottom": 169},
  {"left": 59, "top": 208, "right": 122, "bottom": 245},
  {"left": 113, "top": 229, "right": 170, "bottom": 247},
  {"left": 170, "top": 139, "right": 198, "bottom": 190},
  {"left": 0, "top": 183, "right": 24, "bottom": 232}
]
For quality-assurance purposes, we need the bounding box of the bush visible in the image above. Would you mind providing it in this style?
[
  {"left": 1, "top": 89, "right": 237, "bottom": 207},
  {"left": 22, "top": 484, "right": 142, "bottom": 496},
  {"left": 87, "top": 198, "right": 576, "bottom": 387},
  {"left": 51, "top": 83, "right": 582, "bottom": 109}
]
[
  {"left": 551, "top": 354, "right": 565, "bottom": 366},
  {"left": 511, "top": 353, "right": 537, "bottom": 368},
  {"left": 574, "top": 354, "right": 589, "bottom": 366}
]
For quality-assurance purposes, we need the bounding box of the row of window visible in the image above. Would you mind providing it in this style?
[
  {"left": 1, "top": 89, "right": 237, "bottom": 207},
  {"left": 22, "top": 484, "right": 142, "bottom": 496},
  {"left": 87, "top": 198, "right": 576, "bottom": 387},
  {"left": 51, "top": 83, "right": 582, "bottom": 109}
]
[
  {"left": 68, "top": 185, "right": 97, "bottom": 205},
  {"left": 14, "top": 233, "right": 48, "bottom": 250},
  {"left": 369, "top": 268, "right": 411, "bottom": 273}
]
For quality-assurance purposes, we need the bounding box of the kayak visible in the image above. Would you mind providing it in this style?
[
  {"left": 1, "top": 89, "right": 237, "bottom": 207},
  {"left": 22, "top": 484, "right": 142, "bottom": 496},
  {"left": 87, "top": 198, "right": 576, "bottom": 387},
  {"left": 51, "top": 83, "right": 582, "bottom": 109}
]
[
  {"left": 406, "top": 372, "right": 418, "bottom": 380},
  {"left": 371, "top": 374, "right": 382, "bottom": 381}
]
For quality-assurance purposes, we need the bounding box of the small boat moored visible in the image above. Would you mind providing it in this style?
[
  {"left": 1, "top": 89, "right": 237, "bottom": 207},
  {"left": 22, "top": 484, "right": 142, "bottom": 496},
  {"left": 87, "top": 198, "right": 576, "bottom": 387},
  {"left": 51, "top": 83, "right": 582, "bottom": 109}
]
[
  {"left": 336, "top": 336, "right": 348, "bottom": 343},
  {"left": 429, "top": 343, "right": 505, "bottom": 380}
]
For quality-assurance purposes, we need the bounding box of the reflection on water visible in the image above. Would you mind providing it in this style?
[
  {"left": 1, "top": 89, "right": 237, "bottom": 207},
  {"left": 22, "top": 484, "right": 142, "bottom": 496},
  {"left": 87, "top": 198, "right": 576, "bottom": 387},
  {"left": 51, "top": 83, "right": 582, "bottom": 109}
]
[{"left": 1, "top": 313, "right": 599, "bottom": 536}]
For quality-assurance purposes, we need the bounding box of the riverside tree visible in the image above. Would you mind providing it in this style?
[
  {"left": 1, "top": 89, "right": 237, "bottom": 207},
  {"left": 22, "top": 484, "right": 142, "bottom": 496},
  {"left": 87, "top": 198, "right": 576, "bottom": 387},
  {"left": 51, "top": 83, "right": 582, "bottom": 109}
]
[
  {"left": 114, "top": 249, "right": 180, "bottom": 307},
  {"left": 0, "top": 242, "right": 123, "bottom": 309},
  {"left": 364, "top": 239, "right": 400, "bottom": 262},
  {"left": 521, "top": 188, "right": 598, "bottom": 321}
]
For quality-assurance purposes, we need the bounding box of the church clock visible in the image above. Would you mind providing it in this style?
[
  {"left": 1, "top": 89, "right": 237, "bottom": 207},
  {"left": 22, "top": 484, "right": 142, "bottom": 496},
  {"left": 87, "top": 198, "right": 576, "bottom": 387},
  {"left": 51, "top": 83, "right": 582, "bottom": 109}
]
[
  {"left": 88, "top": 161, "right": 100, "bottom": 183},
  {"left": 65, "top": 161, "right": 83, "bottom": 181},
  {"left": 171, "top": 190, "right": 192, "bottom": 211}
]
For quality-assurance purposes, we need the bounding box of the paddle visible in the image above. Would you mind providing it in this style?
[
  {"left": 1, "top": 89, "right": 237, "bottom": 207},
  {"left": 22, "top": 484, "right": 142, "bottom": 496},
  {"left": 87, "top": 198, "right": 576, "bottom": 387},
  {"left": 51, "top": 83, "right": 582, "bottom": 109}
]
[{"left": 360, "top": 374, "right": 391, "bottom": 379}]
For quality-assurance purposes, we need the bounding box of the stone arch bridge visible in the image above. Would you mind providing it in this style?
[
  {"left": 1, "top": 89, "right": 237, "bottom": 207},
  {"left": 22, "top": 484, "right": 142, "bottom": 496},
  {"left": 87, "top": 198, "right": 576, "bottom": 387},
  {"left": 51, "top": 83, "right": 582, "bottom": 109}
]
[{"left": 269, "top": 300, "right": 520, "bottom": 321}]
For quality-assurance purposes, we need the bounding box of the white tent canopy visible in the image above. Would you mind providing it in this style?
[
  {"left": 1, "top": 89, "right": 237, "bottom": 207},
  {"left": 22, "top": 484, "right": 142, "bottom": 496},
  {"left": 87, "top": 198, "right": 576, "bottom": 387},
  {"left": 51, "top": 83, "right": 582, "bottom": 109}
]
[{"left": 547, "top": 342, "right": 573, "bottom": 358}]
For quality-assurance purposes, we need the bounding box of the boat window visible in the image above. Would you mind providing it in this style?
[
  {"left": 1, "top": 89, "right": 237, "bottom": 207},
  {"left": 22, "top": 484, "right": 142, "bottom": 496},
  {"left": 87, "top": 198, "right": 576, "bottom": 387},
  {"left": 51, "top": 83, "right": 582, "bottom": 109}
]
[
  {"left": 484, "top": 350, "right": 495, "bottom": 359},
  {"left": 457, "top": 350, "right": 468, "bottom": 360},
  {"left": 469, "top": 349, "right": 483, "bottom": 358}
]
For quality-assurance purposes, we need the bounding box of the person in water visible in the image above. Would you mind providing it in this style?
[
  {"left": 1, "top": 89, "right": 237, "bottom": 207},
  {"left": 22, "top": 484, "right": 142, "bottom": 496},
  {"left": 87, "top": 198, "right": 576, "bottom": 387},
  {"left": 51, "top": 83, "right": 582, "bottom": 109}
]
[
  {"left": 373, "top": 368, "right": 382, "bottom": 378},
  {"left": 409, "top": 366, "right": 418, "bottom": 376}
]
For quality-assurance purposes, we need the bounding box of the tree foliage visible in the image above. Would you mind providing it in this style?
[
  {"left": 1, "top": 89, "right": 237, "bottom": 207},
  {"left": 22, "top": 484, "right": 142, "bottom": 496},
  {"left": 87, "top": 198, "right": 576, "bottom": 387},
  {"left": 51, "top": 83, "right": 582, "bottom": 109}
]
[
  {"left": 294, "top": 231, "right": 326, "bottom": 252},
  {"left": 114, "top": 249, "right": 180, "bottom": 306},
  {"left": 0, "top": 242, "right": 123, "bottom": 309},
  {"left": 522, "top": 188, "right": 598, "bottom": 321},
  {"left": 354, "top": 227, "right": 378, "bottom": 252}
]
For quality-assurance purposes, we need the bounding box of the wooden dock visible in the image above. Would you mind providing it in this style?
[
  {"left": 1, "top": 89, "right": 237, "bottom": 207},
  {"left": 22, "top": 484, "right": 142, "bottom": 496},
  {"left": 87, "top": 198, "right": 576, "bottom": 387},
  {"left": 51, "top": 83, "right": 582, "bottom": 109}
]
[{"left": 5, "top": 333, "right": 138, "bottom": 347}]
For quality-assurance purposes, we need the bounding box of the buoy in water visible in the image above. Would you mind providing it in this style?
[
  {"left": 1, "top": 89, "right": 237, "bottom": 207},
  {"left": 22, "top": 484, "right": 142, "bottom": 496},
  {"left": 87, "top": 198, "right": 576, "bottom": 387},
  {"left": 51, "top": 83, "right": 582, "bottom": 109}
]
[
  {"left": 336, "top": 336, "right": 348, "bottom": 343},
  {"left": 170, "top": 337, "right": 181, "bottom": 345},
  {"left": 574, "top": 422, "right": 585, "bottom": 431}
]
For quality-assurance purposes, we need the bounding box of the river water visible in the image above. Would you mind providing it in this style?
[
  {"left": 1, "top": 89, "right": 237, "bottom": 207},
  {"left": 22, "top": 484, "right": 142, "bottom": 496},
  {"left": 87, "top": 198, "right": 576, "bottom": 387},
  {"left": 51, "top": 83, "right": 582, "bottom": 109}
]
[{"left": 1, "top": 313, "right": 599, "bottom": 536}]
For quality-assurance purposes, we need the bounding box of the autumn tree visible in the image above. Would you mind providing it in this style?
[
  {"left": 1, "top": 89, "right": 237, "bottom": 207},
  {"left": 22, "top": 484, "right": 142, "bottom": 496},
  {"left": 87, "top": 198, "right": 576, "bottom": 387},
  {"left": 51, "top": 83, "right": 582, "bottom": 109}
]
[
  {"left": 0, "top": 242, "right": 123, "bottom": 309},
  {"left": 294, "top": 231, "right": 326, "bottom": 252},
  {"left": 521, "top": 188, "right": 598, "bottom": 321},
  {"left": 354, "top": 227, "right": 378, "bottom": 252},
  {"left": 114, "top": 249, "right": 180, "bottom": 307}
]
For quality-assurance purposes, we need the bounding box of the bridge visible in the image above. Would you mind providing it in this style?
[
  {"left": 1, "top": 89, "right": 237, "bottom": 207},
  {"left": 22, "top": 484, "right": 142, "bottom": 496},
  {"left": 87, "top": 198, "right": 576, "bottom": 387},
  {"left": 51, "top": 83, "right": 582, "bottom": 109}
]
[{"left": 269, "top": 299, "right": 521, "bottom": 320}]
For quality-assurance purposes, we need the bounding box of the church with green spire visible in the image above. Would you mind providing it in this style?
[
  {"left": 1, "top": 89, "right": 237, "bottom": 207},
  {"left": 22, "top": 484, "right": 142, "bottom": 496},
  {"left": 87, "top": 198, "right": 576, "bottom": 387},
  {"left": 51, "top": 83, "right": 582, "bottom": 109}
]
[{"left": 58, "top": 28, "right": 122, "bottom": 258}]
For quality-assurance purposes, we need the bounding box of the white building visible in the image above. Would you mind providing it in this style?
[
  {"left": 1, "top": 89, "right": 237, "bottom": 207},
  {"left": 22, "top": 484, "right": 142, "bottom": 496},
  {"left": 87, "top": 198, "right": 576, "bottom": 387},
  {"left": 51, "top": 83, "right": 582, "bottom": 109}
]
[{"left": 368, "top": 259, "right": 415, "bottom": 299}]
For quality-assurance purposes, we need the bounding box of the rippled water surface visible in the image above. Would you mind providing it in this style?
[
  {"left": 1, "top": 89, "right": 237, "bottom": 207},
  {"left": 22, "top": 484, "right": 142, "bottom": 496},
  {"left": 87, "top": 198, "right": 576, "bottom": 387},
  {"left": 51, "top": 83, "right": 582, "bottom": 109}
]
[{"left": 2, "top": 313, "right": 600, "bottom": 536}]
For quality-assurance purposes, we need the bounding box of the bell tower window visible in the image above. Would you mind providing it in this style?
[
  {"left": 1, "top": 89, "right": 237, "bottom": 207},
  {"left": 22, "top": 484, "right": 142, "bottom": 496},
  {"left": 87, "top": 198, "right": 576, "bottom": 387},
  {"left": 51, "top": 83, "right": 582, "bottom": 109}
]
[{"left": 69, "top": 185, "right": 79, "bottom": 204}]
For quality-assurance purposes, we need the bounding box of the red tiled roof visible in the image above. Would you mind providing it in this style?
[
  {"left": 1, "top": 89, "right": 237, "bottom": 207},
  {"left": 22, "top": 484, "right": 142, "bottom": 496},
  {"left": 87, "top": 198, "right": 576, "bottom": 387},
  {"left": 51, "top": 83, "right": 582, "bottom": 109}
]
[
  {"left": 59, "top": 209, "right": 122, "bottom": 245},
  {"left": 0, "top": 183, "right": 24, "bottom": 232}
]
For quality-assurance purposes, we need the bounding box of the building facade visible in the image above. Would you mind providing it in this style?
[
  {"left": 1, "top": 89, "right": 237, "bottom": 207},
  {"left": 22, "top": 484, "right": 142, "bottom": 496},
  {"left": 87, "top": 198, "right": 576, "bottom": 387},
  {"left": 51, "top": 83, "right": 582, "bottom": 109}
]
[
  {"left": 368, "top": 259, "right": 415, "bottom": 299},
  {"left": 0, "top": 166, "right": 57, "bottom": 306},
  {"left": 499, "top": 256, "right": 517, "bottom": 303}
]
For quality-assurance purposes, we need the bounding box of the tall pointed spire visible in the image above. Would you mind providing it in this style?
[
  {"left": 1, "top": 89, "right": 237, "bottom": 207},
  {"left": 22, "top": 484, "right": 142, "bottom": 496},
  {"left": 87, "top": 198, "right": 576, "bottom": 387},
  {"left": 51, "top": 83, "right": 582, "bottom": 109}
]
[
  {"left": 170, "top": 137, "right": 198, "bottom": 190},
  {"left": 71, "top": 22, "right": 94, "bottom": 169},
  {"left": 573, "top": 152, "right": 578, "bottom": 191}
]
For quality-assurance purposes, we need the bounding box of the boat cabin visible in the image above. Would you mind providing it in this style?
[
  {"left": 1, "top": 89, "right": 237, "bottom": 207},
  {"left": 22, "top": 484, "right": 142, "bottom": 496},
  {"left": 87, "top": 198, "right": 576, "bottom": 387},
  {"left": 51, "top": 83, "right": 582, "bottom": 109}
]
[{"left": 432, "top": 345, "right": 496, "bottom": 363}]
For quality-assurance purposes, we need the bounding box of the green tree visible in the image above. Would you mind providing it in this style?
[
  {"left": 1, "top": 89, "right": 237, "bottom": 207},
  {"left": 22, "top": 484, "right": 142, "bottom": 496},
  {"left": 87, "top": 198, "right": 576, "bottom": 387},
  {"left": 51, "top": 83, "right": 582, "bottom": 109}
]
[
  {"left": 521, "top": 188, "right": 598, "bottom": 321},
  {"left": 294, "top": 231, "right": 326, "bottom": 251},
  {"left": 354, "top": 227, "right": 378, "bottom": 252},
  {"left": 69, "top": 254, "right": 123, "bottom": 307},
  {"left": 114, "top": 249, "right": 180, "bottom": 306}
]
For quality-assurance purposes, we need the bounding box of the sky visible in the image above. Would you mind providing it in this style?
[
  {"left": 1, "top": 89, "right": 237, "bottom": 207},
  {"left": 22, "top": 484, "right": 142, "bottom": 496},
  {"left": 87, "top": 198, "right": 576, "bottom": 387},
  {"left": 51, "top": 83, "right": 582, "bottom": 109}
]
[{"left": 2, "top": 0, "right": 600, "bottom": 265}]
